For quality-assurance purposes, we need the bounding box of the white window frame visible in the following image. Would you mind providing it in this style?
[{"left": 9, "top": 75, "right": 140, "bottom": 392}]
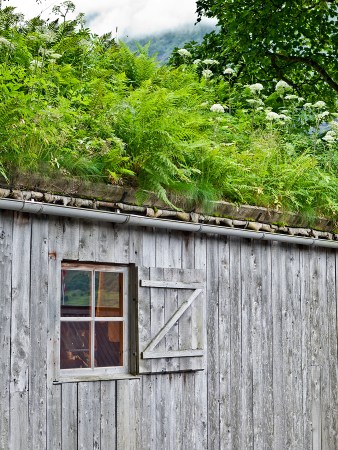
[{"left": 58, "top": 262, "right": 130, "bottom": 379}]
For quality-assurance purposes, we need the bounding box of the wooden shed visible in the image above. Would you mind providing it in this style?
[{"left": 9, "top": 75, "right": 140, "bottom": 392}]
[{"left": 0, "top": 185, "right": 337, "bottom": 450}]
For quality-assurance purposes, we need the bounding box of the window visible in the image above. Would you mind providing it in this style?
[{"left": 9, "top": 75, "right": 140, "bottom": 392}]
[{"left": 60, "top": 263, "right": 129, "bottom": 376}]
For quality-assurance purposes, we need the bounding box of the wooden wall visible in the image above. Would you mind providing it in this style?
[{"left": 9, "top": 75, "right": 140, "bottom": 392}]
[{"left": 0, "top": 210, "right": 337, "bottom": 449}]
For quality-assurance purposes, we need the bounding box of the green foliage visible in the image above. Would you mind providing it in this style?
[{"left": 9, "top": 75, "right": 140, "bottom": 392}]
[
  {"left": 0, "top": 5, "right": 338, "bottom": 221},
  {"left": 181, "top": 0, "right": 338, "bottom": 106}
]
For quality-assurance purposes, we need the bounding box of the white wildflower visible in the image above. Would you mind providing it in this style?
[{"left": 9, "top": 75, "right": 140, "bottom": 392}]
[
  {"left": 326, "top": 130, "right": 336, "bottom": 137},
  {"left": 284, "top": 94, "right": 299, "bottom": 100},
  {"left": 50, "top": 53, "right": 62, "bottom": 59},
  {"left": 275, "top": 80, "right": 292, "bottom": 91},
  {"left": 329, "top": 120, "right": 338, "bottom": 130},
  {"left": 210, "top": 103, "right": 225, "bottom": 113},
  {"left": 193, "top": 59, "right": 201, "bottom": 65},
  {"left": 177, "top": 48, "right": 192, "bottom": 58},
  {"left": 303, "top": 103, "right": 313, "bottom": 108},
  {"left": 313, "top": 101, "right": 326, "bottom": 108},
  {"left": 223, "top": 67, "right": 234, "bottom": 75},
  {"left": 248, "top": 83, "right": 264, "bottom": 93},
  {"left": 246, "top": 98, "right": 264, "bottom": 106},
  {"left": 200, "top": 102, "right": 209, "bottom": 107},
  {"left": 202, "top": 69, "right": 213, "bottom": 79},
  {"left": 30, "top": 59, "right": 42, "bottom": 68},
  {"left": 203, "top": 59, "right": 219, "bottom": 65},
  {"left": 317, "top": 111, "right": 330, "bottom": 120},
  {"left": 266, "top": 111, "right": 280, "bottom": 120},
  {"left": 256, "top": 107, "right": 264, "bottom": 111},
  {"left": 322, "top": 133, "right": 336, "bottom": 143},
  {"left": 0, "top": 36, "right": 14, "bottom": 50}
]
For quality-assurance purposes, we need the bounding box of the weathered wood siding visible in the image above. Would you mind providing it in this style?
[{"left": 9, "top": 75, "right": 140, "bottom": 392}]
[{"left": 0, "top": 210, "right": 337, "bottom": 449}]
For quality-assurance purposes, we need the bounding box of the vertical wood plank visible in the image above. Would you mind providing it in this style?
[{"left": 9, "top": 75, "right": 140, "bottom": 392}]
[
  {"left": 229, "top": 237, "right": 242, "bottom": 449},
  {"left": 300, "top": 245, "right": 312, "bottom": 450},
  {"left": 272, "top": 241, "right": 286, "bottom": 449},
  {"left": 0, "top": 211, "right": 12, "bottom": 450},
  {"left": 311, "top": 365, "right": 322, "bottom": 450},
  {"left": 62, "top": 383, "right": 78, "bottom": 450},
  {"left": 78, "top": 382, "right": 101, "bottom": 450},
  {"left": 240, "top": 239, "right": 254, "bottom": 449},
  {"left": 326, "top": 250, "right": 338, "bottom": 450},
  {"left": 258, "top": 240, "right": 274, "bottom": 449},
  {"left": 206, "top": 235, "right": 220, "bottom": 450},
  {"left": 194, "top": 233, "right": 208, "bottom": 450},
  {"left": 116, "top": 379, "right": 141, "bottom": 450},
  {"left": 218, "top": 236, "right": 231, "bottom": 450},
  {"left": 10, "top": 212, "right": 31, "bottom": 450},
  {"left": 29, "top": 216, "right": 48, "bottom": 450},
  {"left": 100, "top": 381, "right": 116, "bottom": 450}
]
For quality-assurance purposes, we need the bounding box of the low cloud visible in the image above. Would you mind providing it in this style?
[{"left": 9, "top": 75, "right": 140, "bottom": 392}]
[{"left": 10, "top": 0, "right": 213, "bottom": 38}]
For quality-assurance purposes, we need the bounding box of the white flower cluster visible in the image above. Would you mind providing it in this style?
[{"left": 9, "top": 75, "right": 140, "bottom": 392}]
[
  {"left": 266, "top": 111, "right": 291, "bottom": 121},
  {"left": 177, "top": 48, "right": 192, "bottom": 58},
  {"left": 284, "top": 94, "right": 302, "bottom": 101},
  {"left": 248, "top": 83, "right": 264, "bottom": 93},
  {"left": 322, "top": 130, "right": 337, "bottom": 143},
  {"left": 210, "top": 104, "right": 225, "bottom": 113},
  {"left": 202, "top": 69, "right": 213, "bottom": 79},
  {"left": 193, "top": 59, "right": 201, "bottom": 65},
  {"left": 224, "top": 67, "right": 234, "bottom": 75},
  {"left": 313, "top": 101, "right": 326, "bottom": 108},
  {"left": 275, "top": 80, "right": 292, "bottom": 92},
  {"left": 317, "top": 111, "right": 330, "bottom": 120},
  {"left": 0, "top": 36, "right": 15, "bottom": 50},
  {"left": 203, "top": 59, "right": 219, "bottom": 65}
]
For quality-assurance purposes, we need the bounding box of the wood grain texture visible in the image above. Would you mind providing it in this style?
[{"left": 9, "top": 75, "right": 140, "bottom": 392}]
[
  {"left": 0, "top": 213, "right": 337, "bottom": 449},
  {"left": 0, "top": 211, "right": 13, "bottom": 450},
  {"left": 10, "top": 212, "right": 31, "bottom": 450}
]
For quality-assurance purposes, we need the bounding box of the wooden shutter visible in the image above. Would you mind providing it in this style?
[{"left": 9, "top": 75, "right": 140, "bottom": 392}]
[{"left": 137, "top": 267, "right": 205, "bottom": 374}]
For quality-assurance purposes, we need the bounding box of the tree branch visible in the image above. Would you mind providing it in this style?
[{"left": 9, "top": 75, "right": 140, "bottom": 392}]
[{"left": 272, "top": 52, "right": 338, "bottom": 93}]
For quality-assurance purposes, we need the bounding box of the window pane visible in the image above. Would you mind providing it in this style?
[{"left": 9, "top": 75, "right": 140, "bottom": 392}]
[
  {"left": 95, "top": 322, "right": 123, "bottom": 367},
  {"left": 95, "top": 272, "right": 123, "bottom": 317},
  {"left": 61, "top": 270, "right": 91, "bottom": 317},
  {"left": 60, "top": 322, "right": 91, "bottom": 369}
]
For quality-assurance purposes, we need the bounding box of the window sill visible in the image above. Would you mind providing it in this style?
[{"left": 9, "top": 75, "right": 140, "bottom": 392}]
[{"left": 53, "top": 373, "right": 140, "bottom": 384}]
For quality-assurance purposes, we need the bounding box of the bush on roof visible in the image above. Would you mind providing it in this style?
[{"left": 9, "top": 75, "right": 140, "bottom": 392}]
[{"left": 0, "top": 4, "right": 338, "bottom": 219}]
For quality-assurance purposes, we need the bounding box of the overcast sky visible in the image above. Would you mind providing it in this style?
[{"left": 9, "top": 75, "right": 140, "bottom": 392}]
[{"left": 6, "top": 0, "right": 212, "bottom": 38}]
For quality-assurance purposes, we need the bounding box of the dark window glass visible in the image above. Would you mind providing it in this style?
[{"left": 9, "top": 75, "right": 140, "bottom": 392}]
[
  {"left": 60, "top": 321, "right": 91, "bottom": 369},
  {"left": 95, "top": 272, "right": 123, "bottom": 317},
  {"left": 61, "top": 270, "right": 91, "bottom": 317},
  {"left": 95, "top": 321, "right": 123, "bottom": 367}
]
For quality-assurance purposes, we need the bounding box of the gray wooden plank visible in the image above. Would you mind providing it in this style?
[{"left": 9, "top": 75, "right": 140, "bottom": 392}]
[
  {"left": 111, "top": 224, "right": 130, "bottom": 265},
  {"left": 327, "top": 250, "right": 338, "bottom": 449},
  {"left": 116, "top": 379, "right": 141, "bottom": 450},
  {"left": 272, "top": 241, "right": 286, "bottom": 449},
  {"left": 78, "top": 382, "right": 101, "bottom": 450},
  {"left": 29, "top": 216, "right": 49, "bottom": 450},
  {"left": 311, "top": 365, "right": 322, "bottom": 450},
  {"left": 149, "top": 267, "right": 166, "bottom": 373},
  {"left": 181, "top": 373, "right": 196, "bottom": 449},
  {"left": 206, "top": 235, "right": 220, "bottom": 450},
  {"left": 10, "top": 212, "right": 31, "bottom": 450},
  {"left": 218, "top": 236, "right": 231, "bottom": 450},
  {"left": 79, "top": 220, "right": 99, "bottom": 262},
  {"left": 140, "top": 375, "right": 157, "bottom": 450},
  {"left": 100, "top": 380, "right": 116, "bottom": 450},
  {"left": 300, "top": 246, "right": 312, "bottom": 450},
  {"left": 229, "top": 237, "right": 242, "bottom": 449},
  {"left": 257, "top": 240, "right": 274, "bottom": 449},
  {"left": 194, "top": 233, "right": 208, "bottom": 450},
  {"left": 239, "top": 238, "right": 254, "bottom": 449},
  {"left": 47, "top": 217, "right": 69, "bottom": 450},
  {"left": 0, "top": 211, "right": 13, "bottom": 450},
  {"left": 97, "top": 221, "right": 115, "bottom": 263},
  {"left": 282, "top": 244, "right": 303, "bottom": 448},
  {"left": 62, "top": 383, "right": 78, "bottom": 450}
]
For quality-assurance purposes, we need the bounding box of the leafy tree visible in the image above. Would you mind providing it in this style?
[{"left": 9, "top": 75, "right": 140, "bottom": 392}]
[{"left": 188, "top": 0, "right": 338, "bottom": 105}]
